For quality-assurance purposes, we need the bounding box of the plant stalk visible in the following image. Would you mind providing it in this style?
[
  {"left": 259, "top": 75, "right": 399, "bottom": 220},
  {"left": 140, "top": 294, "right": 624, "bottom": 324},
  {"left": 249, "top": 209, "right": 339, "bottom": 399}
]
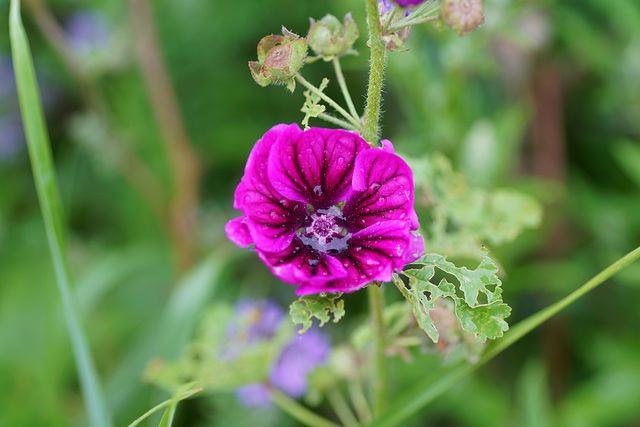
[
  {"left": 296, "top": 74, "right": 363, "bottom": 131},
  {"left": 333, "top": 57, "right": 360, "bottom": 120},
  {"left": 369, "top": 245, "right": 640, "bottom": 426},
  {"left": 363, "top": 0, "right": 387, "bottom": 146},
  {"left": 271, "top": 389, "right": 341, "bottom": 427}
]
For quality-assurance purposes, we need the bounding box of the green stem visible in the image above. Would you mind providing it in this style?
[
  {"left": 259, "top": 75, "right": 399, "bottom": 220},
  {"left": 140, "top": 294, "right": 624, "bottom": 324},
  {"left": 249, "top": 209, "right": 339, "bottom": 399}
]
[
  {"left": 296, "top": 74, "right": 362, "bottom": 131},
  {"left": 363, "top": 0, "right": 387, "bottom": 146},
  {"left": 327, "top": 388, "right": 360, "bottom": 427},
  {"left": 271, "top": 389, "right": 341, "bottom": 427},
  {"left": 369, "top": 245, "right": 640, "bottom": 427},
  {"left": 368, "top": 284, "right": 388, "bottom": 416},
  {"left": 333, "top": 57, "right": 360, "bottom": 120},
  {"left": 317, "top": 112, "right": 359, "bottom": 131},
  {"left": 349, "top": 381, "right": 373, "bottom": 424}
]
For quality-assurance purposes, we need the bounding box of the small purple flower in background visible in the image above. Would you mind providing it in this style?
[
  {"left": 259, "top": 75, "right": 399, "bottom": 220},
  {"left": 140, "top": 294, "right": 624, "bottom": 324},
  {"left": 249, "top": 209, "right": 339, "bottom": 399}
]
[
  {"left": 0, "top": 115, "right": 25, "bottom": 162},
  {"left": 226, "top": 124, "right": 423, "bottom": 295},
  {"left": 269, "top": 329, "right": 331, "bottom": 398},
  {"left": 227, "top": 300, "right": 331, "bottom": 408},
  {"left": 65, "top": 11, "right": 111, "bottom": 57}
]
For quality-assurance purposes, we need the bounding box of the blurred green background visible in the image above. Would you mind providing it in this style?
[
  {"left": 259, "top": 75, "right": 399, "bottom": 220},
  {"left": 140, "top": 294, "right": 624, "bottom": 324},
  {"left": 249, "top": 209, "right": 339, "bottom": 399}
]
[{"left": 1, "top": 0, "right": 639, "bottom": 425}]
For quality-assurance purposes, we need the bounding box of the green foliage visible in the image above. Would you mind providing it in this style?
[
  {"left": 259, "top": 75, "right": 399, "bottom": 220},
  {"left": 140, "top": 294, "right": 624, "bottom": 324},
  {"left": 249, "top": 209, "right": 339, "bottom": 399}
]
[
  {"left": 394, "top": 247, "right": 510, "bottom": 343},
  {"left": 407, "top": 153, "right": 542, "bottom": 257},
  {"left": 144, "top": 304, "right": 293, "bottom": 393},
  {"left": 289, "top": 293, "right": 345, "bottom": 334}
]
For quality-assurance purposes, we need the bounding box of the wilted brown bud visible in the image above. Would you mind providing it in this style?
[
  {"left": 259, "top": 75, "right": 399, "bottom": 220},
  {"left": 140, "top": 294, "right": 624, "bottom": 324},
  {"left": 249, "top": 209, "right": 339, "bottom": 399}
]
[
  {"left": 441, "top": 0, "right": 485, "bottom": 36},
  {"left": 249, "top": 28, "right": 308, "bottom": 92}
]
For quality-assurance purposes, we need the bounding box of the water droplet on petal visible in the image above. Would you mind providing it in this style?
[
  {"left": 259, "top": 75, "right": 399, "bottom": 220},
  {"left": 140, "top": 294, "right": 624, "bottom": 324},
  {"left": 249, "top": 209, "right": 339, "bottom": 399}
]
[
  {"left": 337, "top": 157, "right": 345, "bottom": 165},
  {"left": 343, "top": 260, "right": 351, "bottom": 267},
  {"left": 354, "top": 246, "right": 363, "bottom": 253},
  {"left": 270, "top": 212, "right": 280, "bottom": 221},
  {"left": 243, "top": 195, "right": 252, "bottom": 203},
  {"left": 376, "top": 197, "right": 387, "bottom": 207}
]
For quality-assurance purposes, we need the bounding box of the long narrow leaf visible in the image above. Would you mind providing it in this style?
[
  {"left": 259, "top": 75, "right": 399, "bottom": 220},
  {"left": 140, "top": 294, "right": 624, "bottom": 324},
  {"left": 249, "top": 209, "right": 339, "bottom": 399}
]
[{"left": 9, "top": 1, "right": 111, "bottom": 426}]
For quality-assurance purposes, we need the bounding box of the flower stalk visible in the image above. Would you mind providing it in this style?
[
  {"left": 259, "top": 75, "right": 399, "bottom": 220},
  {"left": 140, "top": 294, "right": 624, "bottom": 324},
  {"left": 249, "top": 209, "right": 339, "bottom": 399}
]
[
  {"left": 363, "top": 0, "right": 387, "bottom": 146},
  {"left": 332, "top": 57, "right": 360, "bottom": 121},
  {"left": 296, "top": 74, "right": 363, "bottom": 131}
]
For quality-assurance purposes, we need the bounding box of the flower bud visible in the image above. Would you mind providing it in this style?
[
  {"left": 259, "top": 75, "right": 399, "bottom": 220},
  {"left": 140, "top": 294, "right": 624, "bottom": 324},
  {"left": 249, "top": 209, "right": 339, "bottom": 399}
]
[
  {"left": 307, "top": 14, "right": 359, "bottom": 61},
  {"left": 379, "top": 0, "right": 412, "bottom": 52},
  {"left": 249, "top": 28, "right": 307, "bottom": 92},
  {"left": 441, "top": 0, "right": 485, "bottom": 36}
]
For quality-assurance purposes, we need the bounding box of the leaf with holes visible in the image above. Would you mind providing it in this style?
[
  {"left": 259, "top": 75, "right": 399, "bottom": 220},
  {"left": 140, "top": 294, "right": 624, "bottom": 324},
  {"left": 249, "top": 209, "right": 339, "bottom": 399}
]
[{"left": 290, "top": 293, "right": 345, "bottom": 334}]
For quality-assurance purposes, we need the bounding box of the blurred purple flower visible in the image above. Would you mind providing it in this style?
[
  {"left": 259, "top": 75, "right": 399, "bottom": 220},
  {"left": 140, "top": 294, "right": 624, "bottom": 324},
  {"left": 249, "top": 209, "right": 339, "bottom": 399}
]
[
  {"left": 227, "top": 299, "right": 285, "bottom": 343},
  {"left": 236, "top": 384, "right": 272, "bottom": 408},
  {"left": 0, "top": 115, "right": 25, "bottom": 162},
  {"left": 226, "top": 299, "right": 331, "bottom": 408},
  {"left": 269, "top": 329, "right": 331, "bottom": 398},
  {"left": 0, "top": 57, "right": 17, "bottom": 99},
  {"left": 65, "top": 11, "right": 110, "bottom": 56},
  {"left": 225, "top": 124, "right": 423, "bottom": 295}
]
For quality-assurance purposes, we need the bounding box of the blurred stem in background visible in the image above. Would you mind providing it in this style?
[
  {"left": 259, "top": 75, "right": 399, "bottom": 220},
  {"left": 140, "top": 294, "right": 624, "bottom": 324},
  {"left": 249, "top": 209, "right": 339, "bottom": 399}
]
[
  {"left": 129, "top": 0, "right": 201, "bottom": 274},
  {"left": 23, "top": 0, "right": 168, "bottom": 226},
  {"left": 24, "top": 0, "right": 202, "bottom": 274}
]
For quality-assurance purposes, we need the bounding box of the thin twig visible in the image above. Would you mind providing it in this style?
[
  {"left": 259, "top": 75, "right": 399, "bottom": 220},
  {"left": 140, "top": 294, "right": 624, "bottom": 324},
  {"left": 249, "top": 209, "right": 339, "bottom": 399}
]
[
  {"left": 130, "top": 0, "right": 202, "bottom": 274},
  {"left": 332, "top": 57, "right": 360, "bottom": 120},
  {"left": 23, "top": 0, "right": 167, "bottom": 225}
]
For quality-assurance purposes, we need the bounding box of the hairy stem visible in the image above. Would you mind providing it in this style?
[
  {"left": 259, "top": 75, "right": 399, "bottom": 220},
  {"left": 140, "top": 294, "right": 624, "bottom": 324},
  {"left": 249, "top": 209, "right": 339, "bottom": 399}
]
[
  {"left": 370, "top": 245, "right": 640, "bottom": 426},
  {"left": 130, "top": 0, "right": 202, "bottom": 274},
  {"left": 296, "top": 74, "right": 363, "bottom": 131},
  {"left": 363, "top": 0, "right": 387, "bottom": 146},
  {"left": 333, "top": 57, "right": 360, "bottom": 120},
  {"left": 271, "top": 389, "right": 341, "bottom": 427}
]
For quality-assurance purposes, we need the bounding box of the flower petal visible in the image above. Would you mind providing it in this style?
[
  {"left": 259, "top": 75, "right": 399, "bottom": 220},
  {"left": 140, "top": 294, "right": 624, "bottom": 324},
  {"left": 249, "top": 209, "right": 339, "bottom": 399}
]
[
  {"left": 296, "top": 220, "right": 415, "bottom": 295},
  {"left": 268, "top": 127, "right": 369, "bottom": 208},
  {"left": 258, "top": 238, "right": 348, "bottom": 285},
  {"left": 224, "top": 216, "right": 253, "bottom": 248},
  {"left": 233, "top": 124, "right": 306, "bottom": 252},
  {"left": 344, "top": 147, "right": 419, "bottom": 231}
]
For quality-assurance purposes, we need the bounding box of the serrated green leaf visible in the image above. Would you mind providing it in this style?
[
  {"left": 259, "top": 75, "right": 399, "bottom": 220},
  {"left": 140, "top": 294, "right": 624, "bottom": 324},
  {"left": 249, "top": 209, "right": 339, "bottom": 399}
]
[
  {"left": 395, "top": 248, "right": 511, "bottom": 343},
  {"left": 289, "top": 293, "right": 345, "bottom": 334}
]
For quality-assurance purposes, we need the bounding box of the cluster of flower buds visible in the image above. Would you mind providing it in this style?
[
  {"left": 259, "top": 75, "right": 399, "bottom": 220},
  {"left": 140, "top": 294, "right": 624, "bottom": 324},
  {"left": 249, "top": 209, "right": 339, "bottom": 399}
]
[
  {"left": 248, "top": 28, "right": 308, "bottom": 92},
  {"left": 306, "top": 14, "right": 359, "bottom": 62}
]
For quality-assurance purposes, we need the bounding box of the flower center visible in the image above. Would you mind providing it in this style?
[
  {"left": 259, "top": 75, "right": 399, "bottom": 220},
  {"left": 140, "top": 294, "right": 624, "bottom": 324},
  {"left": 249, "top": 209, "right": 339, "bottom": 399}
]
[{"left": 297, "top": 205, "right": 351, "bottom": 254}]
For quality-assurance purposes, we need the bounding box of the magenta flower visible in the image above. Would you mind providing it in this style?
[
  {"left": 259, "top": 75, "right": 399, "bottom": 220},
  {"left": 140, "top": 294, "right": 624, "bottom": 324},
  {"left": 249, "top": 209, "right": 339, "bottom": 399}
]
[
  {"left": 392, "top": 0, "right": 429, "bottom": 7},
  {"left": 225, "top": 124, "right": 423, "bottom": 295}
]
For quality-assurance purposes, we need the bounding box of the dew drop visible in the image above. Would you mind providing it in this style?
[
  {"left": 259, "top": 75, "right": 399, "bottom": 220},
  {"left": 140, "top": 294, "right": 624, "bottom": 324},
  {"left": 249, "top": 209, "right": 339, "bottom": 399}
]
[
  {"left": 306, "top": 148, "right": 313, "bottom": 154},
  {"left": 270, "top": 212, "right": 280, "bottom": 220},
  {"left": 343, "top": 260, "right": 351, "bottom": 267},
  {"left": 354, "top": 246, "right": 363, "bottom": 253},
  {"left": 243, "top": 195, "right": 252, "bottom": 203},
  {"left": 376, "top": 196, "right": 387, "bottom": 207},
  {"left": 337, "top": 157, "right": 345, "bottom": 165}
]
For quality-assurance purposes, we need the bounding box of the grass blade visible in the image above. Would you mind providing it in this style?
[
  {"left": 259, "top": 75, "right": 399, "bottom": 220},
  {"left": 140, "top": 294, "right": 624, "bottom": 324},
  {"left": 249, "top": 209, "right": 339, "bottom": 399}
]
[{"left": 9, "top": 1, "right": 111, "bottom": 426}]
